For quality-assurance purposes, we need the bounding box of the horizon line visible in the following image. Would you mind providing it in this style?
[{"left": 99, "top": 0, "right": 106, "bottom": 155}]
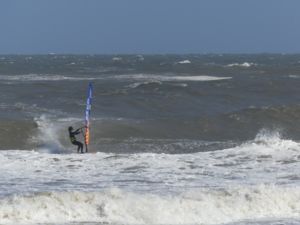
[{"left": 1, "top": 52, "right": 300, "bottom": 56}]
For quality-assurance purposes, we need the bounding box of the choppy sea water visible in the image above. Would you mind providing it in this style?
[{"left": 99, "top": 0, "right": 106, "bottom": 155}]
[{"left": 1, "top": 54, "right": 300, "bottom": 224}]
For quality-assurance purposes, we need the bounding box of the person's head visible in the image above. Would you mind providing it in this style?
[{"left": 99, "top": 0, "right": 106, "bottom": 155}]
[{"left": 68, "top": 126, "right": 73, "bottom": 132}]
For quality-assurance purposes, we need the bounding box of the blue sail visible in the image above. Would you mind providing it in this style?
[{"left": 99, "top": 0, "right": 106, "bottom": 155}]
[{"left": 84, "top": 83, "right": 93, "bottom": 149}]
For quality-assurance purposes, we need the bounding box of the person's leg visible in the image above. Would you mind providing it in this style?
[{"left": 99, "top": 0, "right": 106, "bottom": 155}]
[
  {"left": 77, "top": 144, "right": 80, "bottom": 153},
  {"left": 73, "top": 141, "right": 81, "bottom": 153},
  {"left": 79, "top": 142, "right": 84, "bottom": 153}
]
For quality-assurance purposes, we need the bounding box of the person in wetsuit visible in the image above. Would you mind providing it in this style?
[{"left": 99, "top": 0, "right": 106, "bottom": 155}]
[{"left": 68, "top": 126, "right": 84, "bottom": 153}]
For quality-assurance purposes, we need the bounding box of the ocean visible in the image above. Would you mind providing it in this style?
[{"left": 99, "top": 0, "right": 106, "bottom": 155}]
[{"left": 1, "top": 54, "right": 300, "bottom": 224}]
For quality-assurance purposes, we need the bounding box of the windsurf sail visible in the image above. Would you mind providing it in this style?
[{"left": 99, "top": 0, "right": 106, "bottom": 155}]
[{"left": 84, "top": 82, "right": 93, "bottom": 152}]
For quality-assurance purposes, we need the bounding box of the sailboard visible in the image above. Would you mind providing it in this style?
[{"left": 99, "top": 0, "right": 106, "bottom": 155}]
[{"left": 84, "top": 82, "right": 93, "bottom": 152}]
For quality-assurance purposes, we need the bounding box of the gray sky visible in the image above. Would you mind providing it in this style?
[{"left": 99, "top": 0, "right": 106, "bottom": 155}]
[{"left": 0, "top": 0, "right": 299, "bottom": 54}]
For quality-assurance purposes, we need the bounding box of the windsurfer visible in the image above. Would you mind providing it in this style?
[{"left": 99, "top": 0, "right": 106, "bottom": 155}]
[{"left": 68, "top": 126, "right": 84, "bottom": 153}]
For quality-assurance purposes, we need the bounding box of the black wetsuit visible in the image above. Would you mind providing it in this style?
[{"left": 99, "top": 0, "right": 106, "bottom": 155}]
[{"left": 69, "top": 129, "right": 84, "bottom": 153}]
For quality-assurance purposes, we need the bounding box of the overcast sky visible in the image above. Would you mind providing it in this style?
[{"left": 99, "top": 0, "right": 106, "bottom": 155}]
[{"left": 0, "top": 0, "right": 299, "bottom": 54}]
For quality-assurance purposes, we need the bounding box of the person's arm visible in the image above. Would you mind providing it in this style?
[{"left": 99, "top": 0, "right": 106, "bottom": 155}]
[{"left": 74, "top": 128, "right": 82, "bottom": 135}]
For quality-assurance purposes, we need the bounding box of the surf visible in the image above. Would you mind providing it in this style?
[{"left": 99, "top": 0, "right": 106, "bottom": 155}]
[{"left": 1, "top": 186, "right": 300, "bottom": 224}]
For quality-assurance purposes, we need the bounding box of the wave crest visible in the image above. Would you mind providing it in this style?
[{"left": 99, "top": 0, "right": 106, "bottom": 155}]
[{"left": 1, "top": 186, "right": 300, "bottom": 224}]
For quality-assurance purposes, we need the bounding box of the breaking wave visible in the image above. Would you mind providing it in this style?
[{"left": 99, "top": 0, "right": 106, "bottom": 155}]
[
  {"left": 226, "top": 62, "right": 256, "bottom": 68},
  {"left": 0, "top": 73, "right": 232, "bottom": 83},
  {"left": 0, "top": 74, "right": 100, "bottom": 81},
  {"left": 177, "top": 59, "right": 191, "bottom": 64},
  {"left": 1, "top": 186, "right": 300, "bottom": 224},
  {"left": 113, "top": 74, "right": 232, "bottom": 82}
]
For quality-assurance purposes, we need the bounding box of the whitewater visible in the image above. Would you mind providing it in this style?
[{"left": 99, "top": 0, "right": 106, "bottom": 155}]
[
  {"left": 1, "top": 131, "right": 300, "bottom": 224},
  {"left": 1, "top": 54, "right": 300, "bottom": 224}
]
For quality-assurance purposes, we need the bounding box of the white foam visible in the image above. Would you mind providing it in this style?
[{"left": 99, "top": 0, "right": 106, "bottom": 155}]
[
  {"left": 0, "top": 130, "right": 300, "bottom": 224},
  {"left": 115, "top": 74, "right": 232, "bottom": 82},
  {"left": 136, "top": 55, "right": 144, "bottom": 61},
  {"left": 288, "top": 75, "right": 300, "bottom": 79},
  {"left": 0, "top": 73, "right": 231, "bottom": 82},
  {"left": 177, "top": 59, "right": 191, "bottom": 64},
  {"left": 1, "top": 186, "right": 300, "bottom": 224},
  {"left": 235, "top": 129, "right": 300, "bottom": 161},
  {"left": 112, "top": 57, "right": 122, "bottom": 61},
  {"left": 168, "top": 75, "right": 231, "bottom": 81},
  {"left": 126, "top": 81, "right": 162, "bottom": 89},
  {"left": 0, "top": 74, "right": 101, "bottom": 81},
  {"left": 226, "top": 62, "right": 256, "bottom": 68},
  {"left": 0, "top": 130, "right": 300, "bottom": 195}
]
